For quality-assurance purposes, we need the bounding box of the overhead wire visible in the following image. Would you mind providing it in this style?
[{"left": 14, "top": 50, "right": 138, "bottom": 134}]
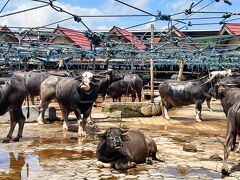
[{"left": 0, "top": 0, "right": 10, "bottom": 13}]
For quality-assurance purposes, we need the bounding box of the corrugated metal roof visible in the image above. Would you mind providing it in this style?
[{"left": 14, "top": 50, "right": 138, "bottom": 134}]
[
  {"left": 109, "top": 26, "right": 146, "bottom": 50},
  {"left": 225, "top": 24, "right": 240, "bottom": 35},
  {"left": 53, "top": 27, "right": 91, "bottom": 49}
]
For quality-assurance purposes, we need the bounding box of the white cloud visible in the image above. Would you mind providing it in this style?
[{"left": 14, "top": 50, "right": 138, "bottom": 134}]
[{"left": 0, "top": 0, "right": 152, "bottom": 30}]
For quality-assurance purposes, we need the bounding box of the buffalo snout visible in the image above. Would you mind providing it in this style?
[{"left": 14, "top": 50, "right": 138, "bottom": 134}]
[{"left": 113, "top": 136, "right": 123, "bottom": 149}]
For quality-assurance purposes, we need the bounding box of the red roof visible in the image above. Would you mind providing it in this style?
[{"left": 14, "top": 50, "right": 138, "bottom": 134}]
[
  {"left": 171, "top": 26, "right": 187, "bottom": 38},
  {"left": 51, "top": 26, "right": 91, "bottom": 49},
  {"left": 109, "top": 26, "right": 146, "bottom": 50},
  {"left": 0, "top": 25, "right": 18, "bottom": 42},
  {"left": 224, "top": 24, "right": 240, "bottom": 35},
  {"left": 153, "top": 37, "right": 161, "bottom": 43}
]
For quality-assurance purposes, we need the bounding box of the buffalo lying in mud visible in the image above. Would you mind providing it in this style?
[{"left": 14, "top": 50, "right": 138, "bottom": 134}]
[
  {"left": 96, "top": 128, "right": 164, "bottom": 170},
  {"left": 0, "top": 77, "right": 28, "bottom": 143}
]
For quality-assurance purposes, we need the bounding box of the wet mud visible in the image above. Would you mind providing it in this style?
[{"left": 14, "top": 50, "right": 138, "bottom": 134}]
[{"left": 1, "top": 100, "right": 240, "bottom": 179}]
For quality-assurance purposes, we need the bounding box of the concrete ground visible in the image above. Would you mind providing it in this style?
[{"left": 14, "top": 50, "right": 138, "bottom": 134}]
[{"left": 0, "top": 99, "right": 240, "bottom": 179}]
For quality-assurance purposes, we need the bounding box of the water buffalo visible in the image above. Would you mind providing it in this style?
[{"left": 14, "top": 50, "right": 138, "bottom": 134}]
[
  {"left": 217, "top": 78, "right": 240, "bottom": 116},
  {"left": 107, "top": 80, "right": 137, "bottom": 102},
  {"left": 96, "top": 128, "right": 164, "bottom": 170},
  {"left": 0, "top": 77, "right": 27, "bottom": 143},
  {"left": 222, "top": 100, "right": 240, "bottom": 175},
  {"left": 216, "top": 83, "right": 240, "bottom": 175},
  {"left": 123, "top": 74, "right": 143, "bottom": 102},
  {"left": 159, "top": 77, "right": 217, "bottom": 121},
  {"left": 37, "top": 75, "right": 64, "bottom": 124},
  {"left": 12, "top": 71, "right": 49, "bottom": 105},
  {"left": 56, "top": 72, "right": 105, "bottom": 136},
  {"left": 98, "top": 69, "right": 123, "bottom": 101}
]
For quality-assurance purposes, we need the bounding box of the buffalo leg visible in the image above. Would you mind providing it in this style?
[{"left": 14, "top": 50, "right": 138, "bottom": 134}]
[
  {"left": 78, "top": 108, "right": 91, "bottom": 137},
  {"left": 30, "top": 95, "right": 35, "bottom": 105},
  {"left": 206, "top": 96, "right": 213, "bottom": 112},
  {"left": 13, "top": 109, "right": 26, "bottom": 142},
  {"left": 114, "top": 159, "right": 137, "bottom": 170},
  {"left": 137, "top": 90, "right": 142, "bottom": 102},
  {"left": 222, "top": 108, "right": 238, "bottom": 175},
  {"left": 37, "top": 99, "right": 51, "bottom": 124},
  {"left": 60, "top": 106, "right": 69, "bottom": 131},
  {"left": 3, "top": 109, "right": 19, "bottom": 143},
  {"left": 131, "top": 92, "right": 136, "bottom": 102},
  {"left": 195, "top": 100, "right": 202, "bottom": 122},
  {"left": 161, "top": 99, "right": 170, "bottom": 120}
]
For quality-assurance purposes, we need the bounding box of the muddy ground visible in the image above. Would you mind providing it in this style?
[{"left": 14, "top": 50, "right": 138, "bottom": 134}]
[{"left": 1, "top": 99, "right": 240, "bottom": 179}]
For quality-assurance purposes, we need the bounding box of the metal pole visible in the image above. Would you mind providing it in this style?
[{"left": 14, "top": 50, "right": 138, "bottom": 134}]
[{"left": 150, "top": 24, "right": 154, "bottom": 103}]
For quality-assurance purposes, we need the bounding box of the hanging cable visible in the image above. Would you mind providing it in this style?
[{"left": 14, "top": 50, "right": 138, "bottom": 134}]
[
  {"left": 0, "top": 0, "right": 10, "bottom": 13},
  {"left": 0, "top": 4, "right": 49, "bottom": 19},
  {"left": 113, "top": 0, "right": 156, "bottom": 17}
]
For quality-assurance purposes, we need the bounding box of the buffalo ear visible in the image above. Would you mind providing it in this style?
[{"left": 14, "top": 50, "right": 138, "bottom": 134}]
[{"left": 98, "top": 132, "right": 106, "bottom": 141}]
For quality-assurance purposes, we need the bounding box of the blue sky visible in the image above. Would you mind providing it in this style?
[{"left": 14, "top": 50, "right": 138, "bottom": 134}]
[{"left": 0, "top": 0, "right": 239, "bottom": 31}]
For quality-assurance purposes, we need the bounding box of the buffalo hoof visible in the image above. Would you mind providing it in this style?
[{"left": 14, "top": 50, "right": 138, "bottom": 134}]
[
  {"left": 96, "top": 161, "right": 112, "bottom": 168},
  {"left": 221, "top": 168, "right": 230, "bottom": 176},
  {"left": 63, "top": 122, "right": 69, "bottom": 131},
  {"left": 2, "top": 137, "right": 11, "bottom": 143},
  {"left": 87, "top": 119, "right": 94, "bottom": 125},
  {"left": 78, "top": 131, "right": 87, "bottom": 137},
  {"left": 146, "top": 159, "right": 153, "bottom": 165},
  {"left": 164, "top": 117, "right": 171, "bottom": 121},
  {"left": 38, "top": 121, "right": 44, "bottom": 125},
  {"left": 128, "top": 161, "right": 137, "bottom": 168},
  {"left": 13, "top": 137, "right": 20, "bottom": 142},
  {"left": 196, "top": 118, "right": 202, "bottom": 122}
]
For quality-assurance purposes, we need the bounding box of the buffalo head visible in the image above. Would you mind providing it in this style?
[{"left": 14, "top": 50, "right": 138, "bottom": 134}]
[
  {"left": 215, "top": 83, "right": 239, "bottom": 99},
  {"left": 99, "top": 128, "right": 129, "bottom": 150},
  {"left": 74, "top": 72, "right": 107, "bottom": 92}
]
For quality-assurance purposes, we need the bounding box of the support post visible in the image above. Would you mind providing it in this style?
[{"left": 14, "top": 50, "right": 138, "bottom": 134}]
[
  {"left": 150, "top": 24, "right": 154, "bottom": 103},
  {"left": 177, "top": 59, "right": 184, "bottom": 81}
]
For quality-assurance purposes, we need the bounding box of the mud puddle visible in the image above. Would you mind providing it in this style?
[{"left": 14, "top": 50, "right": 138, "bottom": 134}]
[
  {"left": 0, "top": 136, "right": 97, "bottom": 179},
  {"left": 164, "top": 166, "right": 221, "bottom": 179},
  {"left": 0, "top": 148, "right": 43, "bottom": 179}
]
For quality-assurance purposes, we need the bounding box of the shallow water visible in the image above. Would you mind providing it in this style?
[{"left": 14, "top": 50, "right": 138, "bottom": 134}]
[
  {"left": 0, "top": 136, "right": 98, "bottom": 179},
  {"left": 0, "top": 148, "right": 43, "bottom": 179},
  {"left": 166, "top": 166, "right": 221, "bottom": 179}
]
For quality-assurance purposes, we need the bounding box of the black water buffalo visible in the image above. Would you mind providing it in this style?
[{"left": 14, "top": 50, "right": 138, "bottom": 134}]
[
  {"left": 217, "top": 77, "right": 240, "bottom": 116},
  {"left": 12, "top": 71, "right": 49, "bottom": 105},
  {"left": 123, "top": 74, "right": 143, "bottom": 102},
  {"left": 159, "top": 77, "right": 216, "bottom": 121},
  {"left": 107, "top": 80, "right": 137, "bottom": 102},
  {"left": 56, "top": 72, "right": 105, "bottom": 136},
  {"left": 222, "top": 100, "right": 240, "bottom": 175},
  {"left": 96, "top": 128, "right": 164, "bottom": 170},
  {"left": 98, "top": 70, "right": 123, "bottom": 101},
  {"left": 216, "top": 83, "right": 240, "bottom": 175},
  {"left": 0, "top": 77, "right": 27, "bottom": 143}
]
